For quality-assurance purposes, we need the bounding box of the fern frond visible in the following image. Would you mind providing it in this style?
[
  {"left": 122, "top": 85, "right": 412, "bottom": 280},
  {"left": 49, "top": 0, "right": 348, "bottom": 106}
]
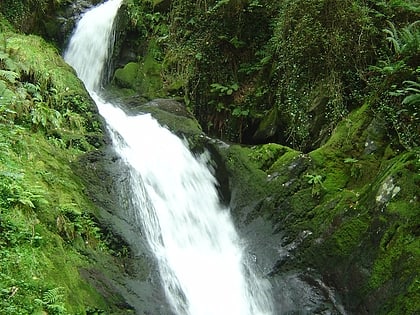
[
  {"left": 402, "top": 93, "right": 420, "bottom": 106},
  {"left": 0, "top": 51, "right": 9, "bottom": 62},
  {"left": 0, "top": 69, "right": 19, "bottom": 83},
  {"left": 43, "top": 287, "right": 64, "bottom": 304},
  {"left": 3, "top": 57, "right": 20, "bottom": 72},
  {"left": 384, "top": 20, "right": 420, "bottom": 56},
  {"left": 404, "top": 80, "right": 420, "bottom": 89},
  {"left": 402, "top": 79, "right": 420, "bottom": 106}
]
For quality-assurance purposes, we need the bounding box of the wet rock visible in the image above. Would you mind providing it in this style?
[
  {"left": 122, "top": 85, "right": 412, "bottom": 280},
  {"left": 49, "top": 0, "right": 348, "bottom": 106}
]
[
  {"left": 55, "top": 0, "right": 103, "bottom": 49},
  {"left": 139, "top": 98, "right": 195, "bottom": 119},
  {"left": 212, "top": 122, "right": 418, "bottom": 314},
  {"left": 73, "top": 145, "right": 173, "bottom": 314},
  {"left": 363, "top": 117, "right": 388, "bottom": 156},
  {"left": 129, "top": 98, "right": 205, "bottom": 145}
]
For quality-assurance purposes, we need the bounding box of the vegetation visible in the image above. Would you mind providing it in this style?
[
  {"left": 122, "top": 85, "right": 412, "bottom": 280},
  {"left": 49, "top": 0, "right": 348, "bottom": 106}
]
[
  {"left": 111, "top": 0, "right": 419, "bottom": 152},
  {"left": 109, "top": 0, "right": 419, "bottom": 313},
  {"left": 222, "top": 103, "right": 419, "bottom": 314},
  {"left": 0, "top": 14, "right": 128, "bottom": 314}
]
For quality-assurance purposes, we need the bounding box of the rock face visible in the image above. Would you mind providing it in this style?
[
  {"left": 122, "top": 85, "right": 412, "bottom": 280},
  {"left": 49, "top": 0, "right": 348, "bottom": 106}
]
[
  {"left": 91, "top": 97, "right": 351, "bottom": 313},
  {"left": 72, "top": 97, "right": 204, "bottom": 314},
  {"left": 77, "top": 95, "right": 418, "bottom": 314},
  {"left": 61, "top": 1, "right": 110, "bottom": 45},
  {"left": 74, "top": 140, "right": 175, "bottom": 314},
  {"left": 212, "top": 105, "right": 419, "bottom": 314}
]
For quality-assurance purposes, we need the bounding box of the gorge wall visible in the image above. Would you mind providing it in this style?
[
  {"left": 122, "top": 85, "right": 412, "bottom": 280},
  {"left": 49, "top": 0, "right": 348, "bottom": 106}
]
[{"left": 0, "top": 0, "right": 418, "bottom": 314}]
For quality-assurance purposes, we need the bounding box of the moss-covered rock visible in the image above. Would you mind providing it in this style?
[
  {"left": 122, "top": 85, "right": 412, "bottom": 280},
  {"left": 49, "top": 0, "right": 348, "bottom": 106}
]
[
  {"left": 215, "top": 100, "right": 419, "bottom": 314},
  {"left": 112, "top": 40, "right": 165, "bottom": 99},
  {"left": 113, "top": 61, "right": 140, "bottom": 88},
  {"left": 0, "top": 26, "right": 140, "bottom": 314}
]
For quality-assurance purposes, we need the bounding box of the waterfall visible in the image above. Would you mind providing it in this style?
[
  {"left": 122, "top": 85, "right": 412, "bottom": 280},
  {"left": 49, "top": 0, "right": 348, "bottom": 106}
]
[{"left": 64, "top": 1, "right": 274, "bottom": 314}]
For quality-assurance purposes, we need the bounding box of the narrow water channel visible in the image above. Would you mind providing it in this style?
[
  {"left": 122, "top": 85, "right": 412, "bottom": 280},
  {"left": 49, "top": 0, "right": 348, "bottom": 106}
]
[{"left": 64, "top": 1, "right": 274, "bottom": 314}]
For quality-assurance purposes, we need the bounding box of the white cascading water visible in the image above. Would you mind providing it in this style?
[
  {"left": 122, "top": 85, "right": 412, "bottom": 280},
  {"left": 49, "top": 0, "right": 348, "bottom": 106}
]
[{"left": 64, "top": 0, "right": 274, "bottom": 314}]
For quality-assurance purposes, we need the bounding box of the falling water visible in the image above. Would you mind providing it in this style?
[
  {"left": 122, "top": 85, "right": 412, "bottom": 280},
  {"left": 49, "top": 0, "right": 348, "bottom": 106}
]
[{"left": 64, "top": 0, "right": 274, "bottom": 314}]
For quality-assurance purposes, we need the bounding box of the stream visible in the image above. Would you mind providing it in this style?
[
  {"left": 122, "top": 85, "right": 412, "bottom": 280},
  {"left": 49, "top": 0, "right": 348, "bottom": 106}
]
[{"left": 64, "top": 0, "right": 275, "bottom": 314}]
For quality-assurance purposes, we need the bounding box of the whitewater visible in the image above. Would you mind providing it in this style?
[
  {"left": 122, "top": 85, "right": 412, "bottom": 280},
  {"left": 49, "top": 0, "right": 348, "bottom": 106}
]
[{"left": 64, "top": 0, "right": 274, "bottom": 314}]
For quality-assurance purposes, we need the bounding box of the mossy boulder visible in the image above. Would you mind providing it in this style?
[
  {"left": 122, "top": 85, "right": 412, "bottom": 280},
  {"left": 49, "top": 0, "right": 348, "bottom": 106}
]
[
  {"left": 112, "top": 40, "right": 165, "bottom": 99},
  {"left": 113, "top": 61, "right": 140, "bottom": 89},
  {"left": 129, "top": 98, "right": 205, "bottom": 149},
  {"left": 214, "top": 101, "right": 419, "bottom": 314}
]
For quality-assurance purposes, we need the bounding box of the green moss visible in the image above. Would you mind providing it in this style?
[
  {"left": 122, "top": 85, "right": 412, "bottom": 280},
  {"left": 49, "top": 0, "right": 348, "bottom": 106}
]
[
  {"left": 113, "top": 40, "right": 164, "bottom": 99},
  {"left": 247, "top": 143, "right": 295, "bottom": 172},
  {"left": 307, "top": 103, "right": 386, "bottom": 196},
  {"left": 331, "top": 214, "right": 370, "bottom": 257},
  {"left": 0, "top": 128, "right": 111, "bottom": 313},
  {"left": 138, "top": 49, "right": 164, "bottom": 97},
  {"left": 7, "top": 34, "right": 89, "bottom": 96},
  {"left": 289, "top": 188, "right": 318, "bottom": 218},
  {"left": 221, "top": 145, "right": 268, "bottom": 208},
  {"left": 365, "top": 151, "right": 420, "bottom": 307},
  {"left": 270, "top": 150, "right": 301, "bottom": 171},
  {"left": 114, "top": 62, "right": 140, "bottom": 88},
  {"left": 253, "top": 107, "right": 280, "bottom": 141},
  {"left": 0, "top": 30, "right": 122, "bottom": 313},
  {"left": 2, "top": 32, "right": 101, "bottom": 150},
  {"left": 369, "top": 225, "right": 419, "bottom": 286},
  {"left": 139, "top": 105, "right": 202, "bottom": 136},
  {"left": 244, "top": 96, "right": 419, "bottom": 313}
]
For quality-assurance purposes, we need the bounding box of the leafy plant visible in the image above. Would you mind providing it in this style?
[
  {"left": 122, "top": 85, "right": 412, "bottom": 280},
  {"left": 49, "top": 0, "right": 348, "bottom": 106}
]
[
  {"left": 210, "top": 82, "right": 239, "bottom": 96},
  {"left": 31, "top": 103, "right": 62, "bottom": 131},
  {"left": 35, "top": 287, "right": 66, "bottom": 315},
  {"left": 384, "top": 20, "right": 420, "bottom": 59},
  {"left": 305, "top": 173, "right": 326, "bottom": 196},
  {"left": 402, "top": 79, "right": 420, "bottom": 106},
  {"left": 0, "top": 69, "right": 19, "bottom": 83},
  {"left": 369, "top": 19, "right": 419, "bottom": 150},
  {"left": 344, "top": 157, "right": 362, "bottom": 179}
]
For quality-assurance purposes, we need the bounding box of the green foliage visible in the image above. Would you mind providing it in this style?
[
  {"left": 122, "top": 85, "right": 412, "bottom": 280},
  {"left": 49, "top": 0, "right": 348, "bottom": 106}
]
[
  {"left": 210, "top": 82, "right": 239, "bottom": 97},
  {"left": 0, "top": 31, "right": 101, "bottom": 150},
  {"left": 0, "top": 23, "right": 112, "bottom": 313},
  {"left": 122, "top": 0, "right": 415, "bottom": 150},
  {"left": 264, "top": 0, "right": 379, "bottom": 149},
  {"left": 384, "top": 20, "right": 420, "bottom": 59},
  {"left": 56, "top": 207, "right": 106, "bottom": 250},
  {"left": 368, "top": 20, "right": 419, "bottom": 150},
  {"left": 0, "top": 123, "right": 110, "bottom": 314},
  {"left": 125, "top": 0, "right": 276, "bottom": 142},
  {"left": 34, "top": 287, "right": 66, "bottom": 315},
  {"left": 305, "top": 173, "right": 326, "bottom": 196},
  {"left": 344, "top": 157, "right": 362, "bottom": 179},
  {"left": 402, "top": 79, "right": 420, "bottom": 106},
  {"left": 0, "top": 69, "right": 19, "bottom": 83},
  {"left": 0, "top": 0, "right": 65, "bottom": 35},
  {"left": 247, "top": 143, "right": 290, "bottom": 171}
]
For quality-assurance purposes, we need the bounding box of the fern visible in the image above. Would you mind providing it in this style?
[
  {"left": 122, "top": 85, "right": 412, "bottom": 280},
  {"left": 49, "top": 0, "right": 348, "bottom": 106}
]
[
  {"left": 384, "top": 21, "right": 420, "bottom": 57},
  {"left": 0, "top": 69, "right": 19, "bottom": 83},
  {"left": 0, "top": 80, "right": 17, "bottom": 118},
  {"left": 64, "top": 109, "right": 86, "bottom": 131},
  {"left": 384, "top": 21, "right": 401, "bottom": 53},
  {"left": 31, "top": 103, "right": 63, "bottom": 130},
  {"left": 43, "top": 287, "right": 64, "bottom": 304},
  {"left": 402, "top": 79, "right": 420, "bottom": 106},
  {"left": 35, "top": 287, "right": 67, "bottom": 315}
]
